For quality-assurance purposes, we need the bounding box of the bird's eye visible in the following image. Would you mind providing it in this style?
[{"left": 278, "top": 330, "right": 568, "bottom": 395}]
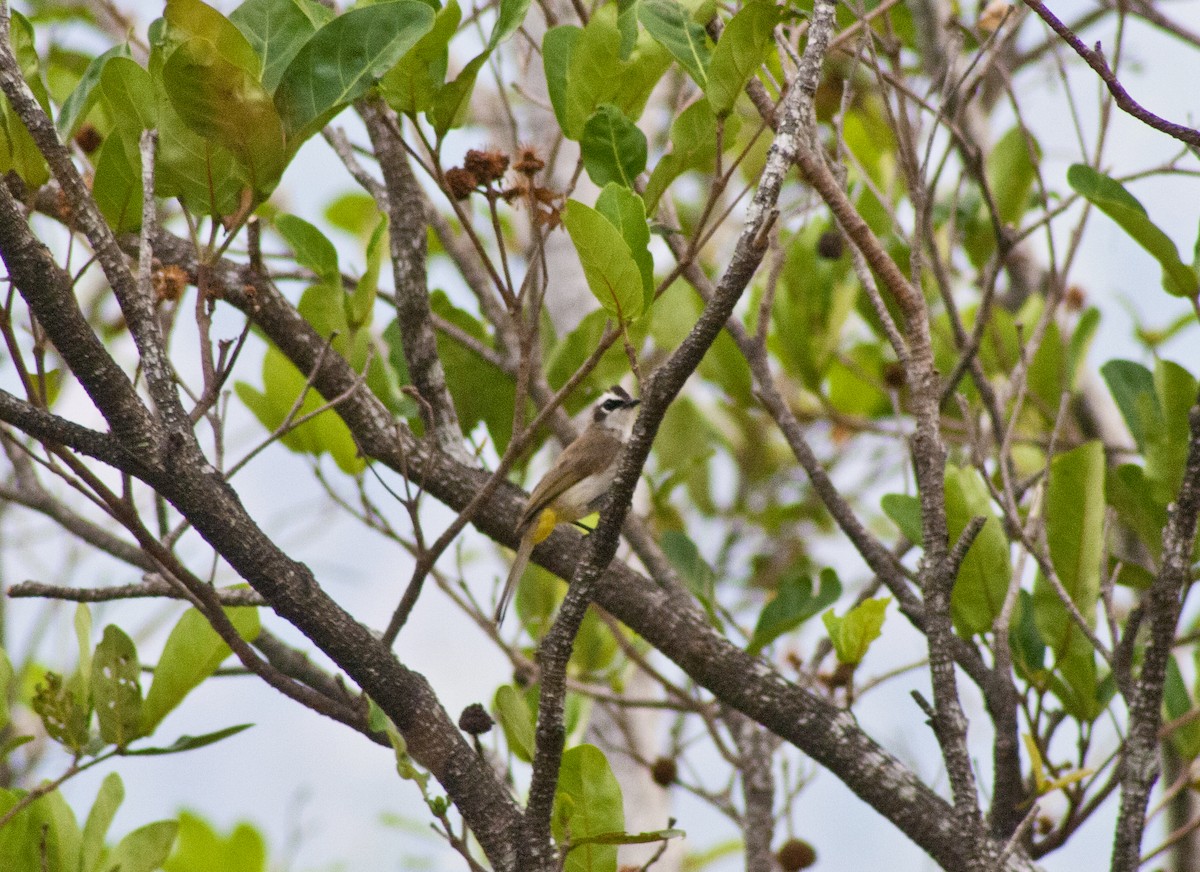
[{"left": 601, "top": 398, "right": 622, "bottom": 412}]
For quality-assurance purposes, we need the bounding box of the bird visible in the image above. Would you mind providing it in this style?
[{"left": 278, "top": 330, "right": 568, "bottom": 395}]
[{"left": 494, "top": 384, "right": 641, "bottom": 625}]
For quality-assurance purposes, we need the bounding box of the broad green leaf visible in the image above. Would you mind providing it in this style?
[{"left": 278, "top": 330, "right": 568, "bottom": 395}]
[
  {"left": 163, "top": 812, "right": 265, "bottom": 872},
  {"left": 581, "top": 104, "right": 647, "bottom": 188},
  {"left": 235, "top": 341, "right": 366, "bottom": 474},
  {"left": 381, "top": 0, "right": 460, "bottom": 114},
  {"left": 1067, "top": 164, "right": 1199, "bottom": 298},
  {"left": 747, "top": 568, "right": 842, "bottom": 655},
  {"left": 56, "top": 44, "right": 132, "bottom": 137},
  {"left": 595, "top": 183, "right": 653, "bottom": 311},
  {"left": 142, "top": 605, "right": 260, "bottom": 736},
  {"left": 563, "top": 6, "right": 670, "bottom": 139},
  {"left": 489, "top": 0, "right": 532, "bottom": 48},
  {"left": 554, "top": 744, "right": 624, "bottom": 872},
  {"left": 165, "top": 0, "right": 263, "bottom": 78},
  {"left": 988, "top": 126, "right": 1041, "bottom": 226},
  {"left": 275, "top": 214, "right": 339, "bottom": 282},
  {"left": 494, "top": 684, "right": 535, "bottom": 762},
  {"left": 162, "top": 37, "right": 287, "bottom": 194},
  {"left": 324, "top": 192, "right": 380, "bottom": 236},
  {"left": 1045, "top": 441, "right": 1105, "bottom": 617},
  {"left": 543, "top": 25, "right": 581, "bottom": 132},
  {"left": 74, "top": 603, "right": 93, "bottom": 711},
  {"left": 32, "top": 671, "right": 90, "bottom": 752},
  {"left": 427, "top": 50, "right": 488, "bottom": 137},
  {"left": 822, "top": 597, "right": 889, "bottom": 665},
  {"left": 563, "top": 199, "right": 644, "bottom": 320},
  {"left": 92, "top": 129, "right": 142, "bottom": 233},
  {"left": 230, "top": 0, "right": 331, "bottom": 93},
  {"left": 660, "top": 530, "right": 722, "bottom": 627},
  {"left": 148, "top": 26, "right": 248, "bottom": 216},
  {"left": 125, "top": 723, "right": 254, "bottom": 756},
  {"left": 0, "top": 97, "right": 50, "bottom": 187},
  {"left": 706, "top": 0, "right": 782, "bottom": 116},
  {"left": 100, "top": 56, "right": 156, "bottom": 133},
  {"left": 9, "top": 12, "right": 51, "bottom": 112},
  {"left": 644, "top": 97, "right": 739, "bottom": 210},
  {"left": 1107, "top": 463, "right": 1168, "bottom": 560},
  {"left": 638, "top": 0, "right": 711, "bottom": 88},
  {"left": 881, "top": 492, "right": 922, "bottom": 544},
  {"left": 944, "top": 465, "right": 1011, "bottom": 636},
  {"left": 0, "top": 786, "right": 81, "bottom": 872},
  {"left": 82, "top": 773, "right": 124, "bottom": 872},
  {"left": 1034, "top": 441, "right": 1105, "bottom": 655},
  {"left": 92, "top": 625, "right": 143, "bottom": 748},
  {"left": 1108, "top": 365, "right": 1162, "bottom": 459},
  {"left": 100, "top": 821, "right": 180, "bottom": 872},
  {"left": 1009, "top": 589, "right": 1047, "bottom": 683},
  {"left": 274, "top": 1, "right": 434, "bottom": 140},
  {"left": 1146, "top": 358, "right": 1198, "bottom": 504}
]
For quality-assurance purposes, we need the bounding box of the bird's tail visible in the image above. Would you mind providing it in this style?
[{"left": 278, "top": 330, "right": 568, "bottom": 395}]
[{"left": 495, "top": 530, "right": 536, "bottom": 625}]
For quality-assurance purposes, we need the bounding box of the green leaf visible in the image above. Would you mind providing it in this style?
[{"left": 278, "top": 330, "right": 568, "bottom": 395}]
[
  {"left": 988, "top": 126, "right": 1041, "bottom": 226},
  {"left": 381, "top": 0, "right": 460, "bottom": 114},
  {"left": 822, "top": 597, "right": 889, "bottom": 665},
  {"left": 1035, "top": 441, "right": 1105, "bottom": 654},
  {"left": 494, "top": 684, "right": 535, "bottom": 762},
  {"left": 580, "top": 104, "right": 647, "bottom": 188},
  {"left": 1100, "top": 359, "right": 1157, "bottom": 452},
  {"left": 563, "top": 199, "right": 644, "bottom": 321},
  {"left": 56, "top": 44, "right": 132, "bottom": 137},
  {"left": 32, "top": 671, "right": 91, "bottom": 752},
  {"left": 489, "top": 0, "right": 531, "bottom": 48},
  {"left": 747, "top": 568, "right": 842, "bottom": 656},
  {"left": 595, "top": 183, "right": 654, "bottom": 312},
  {"left": 637, "top": 0, "right": 711, "bottom": 88},
  {"left": 74, "top": 603, "right": 93, "bottom": 713},
  {"left": 81, "top": 773, "right": 124, "bottom": 872},
  {"left": 148, "top": 27, "right": 248, "bottom": 216},
  {"left": 945, "top": 465, "right": 1011, "bottom": 637},
  {"left": 100, "top": 821, "right": 180, "bottom": 872},
  {"left": 706, "top": 0, "right": 782, "bottom": 116},
  {"left": 125, "top": 723, "right": 254, "bottom": 756},
  {"left": 427, "top": 50, "right": 488, "bottom": 137},
  {"left": 141, "top": 605, "right": 260, "bottom": 736},
  {"left": 100, "top": 56, "right": 157, "bottom": 133},
  {"left": 1067, "top": 164, "right": 1199, "bottom": 298},
  {"left": 543, "top": 25, "right": 581, "bottom": 133},
  {"left": 164, "top": 0, "right": 263, "bottom": 79},
  {"left": 230, "top": 0, "right": 331, "bottom": 93},
  {"left": 163, "top": 812, "right": 266, "bottom": 872},
  {"left": 554, "top": 744, "right": 624, "bottom": 872},
  {"left": 0, "top": 785, "right": 81, "bottom": 872},
  {"left": 563, "top": 6, "right": 670, "bottom": 140},
  {"left": 275, "top": 214, "right": 339, "bottom": 283},
  {"left": 92, "top": 129, "right": 143, "bottom": 233},
  {"left": 1146, "top": 358, "right": 1198, "bottom": 504},
  {"left": 643, "top": 97, "right": 738, "bottom": 211},
  {"left": 881, "top": 492, "right": 922, "bottom": 544},
  {"left": 660, "top": 530, "right": 721, "bottom": 628},
  {"left": 162, "top": 36, "right": 287, "bottom": 195},
  {"left": 274, "top": 1, "right": 435, "bottom": 140},
  {"left": 92, "top": 625, "right": 143, "bottom": 748}
]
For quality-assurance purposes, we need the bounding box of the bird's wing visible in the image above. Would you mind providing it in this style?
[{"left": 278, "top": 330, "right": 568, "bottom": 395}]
[{"left": 520, "top": 430, "right": 624, "bottom": 528}]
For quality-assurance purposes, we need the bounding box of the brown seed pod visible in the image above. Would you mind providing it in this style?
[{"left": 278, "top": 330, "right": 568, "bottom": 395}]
[
  {"left": 777, "top": 837, "right": 817, "bottom": 870},
  {"left": 444, "top": 167, "right": 478, "bottom": 200}
]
